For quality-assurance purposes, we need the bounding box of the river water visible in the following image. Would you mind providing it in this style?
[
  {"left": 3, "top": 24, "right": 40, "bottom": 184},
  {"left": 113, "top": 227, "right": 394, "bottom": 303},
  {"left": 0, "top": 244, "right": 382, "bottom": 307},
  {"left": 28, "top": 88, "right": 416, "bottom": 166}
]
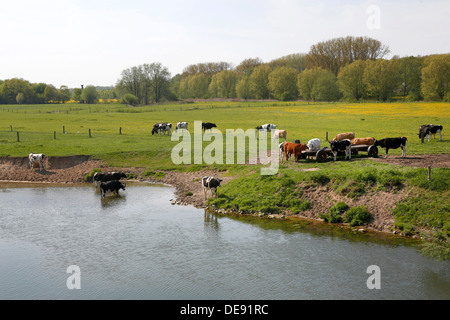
[{"left": 0, "top": 183, "right": 448, "bottom": 300}]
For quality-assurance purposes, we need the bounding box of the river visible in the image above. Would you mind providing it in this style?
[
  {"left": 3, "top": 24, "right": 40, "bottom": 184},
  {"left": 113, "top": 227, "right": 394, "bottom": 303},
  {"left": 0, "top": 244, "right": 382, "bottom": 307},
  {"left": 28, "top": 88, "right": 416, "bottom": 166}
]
[{"left": 0, "top": 183, "right": 448, "bottom": 299}]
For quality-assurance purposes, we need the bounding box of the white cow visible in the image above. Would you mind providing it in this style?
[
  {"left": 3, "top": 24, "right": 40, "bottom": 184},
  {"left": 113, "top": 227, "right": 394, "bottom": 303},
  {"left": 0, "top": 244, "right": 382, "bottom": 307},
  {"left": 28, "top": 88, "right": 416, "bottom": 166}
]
[
  {"left": 29, "top": 153, "right": 47, "bottom": 171},
  {"left": 307, "top": 138, "right": 321, "bottom": 151},
  {"left": 175, "top": 122, "right": 188, "bottom": 135}
]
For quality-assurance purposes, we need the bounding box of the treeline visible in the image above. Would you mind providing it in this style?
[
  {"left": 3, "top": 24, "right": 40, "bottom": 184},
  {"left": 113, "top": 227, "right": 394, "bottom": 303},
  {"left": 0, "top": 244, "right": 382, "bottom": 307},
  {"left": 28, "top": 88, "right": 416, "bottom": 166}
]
[{"left": 1, "top": 36, "right": 449, "bottom": 105}]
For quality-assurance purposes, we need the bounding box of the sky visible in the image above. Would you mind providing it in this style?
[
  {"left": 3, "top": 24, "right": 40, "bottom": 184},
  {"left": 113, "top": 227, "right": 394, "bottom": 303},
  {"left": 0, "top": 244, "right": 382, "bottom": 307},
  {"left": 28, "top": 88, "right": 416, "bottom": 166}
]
[{"left": 0, "top": 0, "right": 449, "bottom": 88}]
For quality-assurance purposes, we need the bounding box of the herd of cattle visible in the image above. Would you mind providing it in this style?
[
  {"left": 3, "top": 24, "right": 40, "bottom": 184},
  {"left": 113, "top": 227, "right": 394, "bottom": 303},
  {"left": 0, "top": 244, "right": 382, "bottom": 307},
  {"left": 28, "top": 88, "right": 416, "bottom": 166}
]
[{"left": 26, "top": 123, "right": 443, "bottom": 199}]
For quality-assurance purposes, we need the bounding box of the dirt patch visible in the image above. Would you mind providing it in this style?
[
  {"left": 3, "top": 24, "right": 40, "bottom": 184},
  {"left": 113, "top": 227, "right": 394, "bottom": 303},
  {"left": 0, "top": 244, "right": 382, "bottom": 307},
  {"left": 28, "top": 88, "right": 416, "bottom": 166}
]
[{"left": 372, "top": 154, "right": 450, "bottom": 168}]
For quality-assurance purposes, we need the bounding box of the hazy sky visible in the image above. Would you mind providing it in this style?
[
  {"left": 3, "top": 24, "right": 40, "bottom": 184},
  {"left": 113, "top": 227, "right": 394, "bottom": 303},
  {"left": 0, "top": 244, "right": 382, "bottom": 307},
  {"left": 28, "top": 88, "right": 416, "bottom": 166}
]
[{"left": 0, "top": 0, "right": 448, "bottom": 88}]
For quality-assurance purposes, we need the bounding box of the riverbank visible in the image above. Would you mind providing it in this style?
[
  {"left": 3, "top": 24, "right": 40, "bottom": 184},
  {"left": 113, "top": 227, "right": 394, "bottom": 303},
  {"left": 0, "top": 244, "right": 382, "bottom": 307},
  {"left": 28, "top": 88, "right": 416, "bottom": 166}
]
[{"left": 1, "top": 154, "right": 449, "bottom": 235}]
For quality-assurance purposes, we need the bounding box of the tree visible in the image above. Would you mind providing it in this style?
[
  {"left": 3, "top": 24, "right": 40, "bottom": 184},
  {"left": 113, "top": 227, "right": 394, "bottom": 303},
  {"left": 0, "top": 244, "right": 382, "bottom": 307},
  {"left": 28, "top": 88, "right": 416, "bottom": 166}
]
[
  {"left": 122, "top": 94, "right": 139, "bottom": 106},
  {"left": 268, "top": 67, "right": 298, "bottom": 101},
  {"left": 269, "top": 53, "right": 307, "bottom": 73},
  {"left": 16, "top": 92, "right": 26, "bottom": 104},
  {"left": 421, "top": 54, "right": 450, "bottom": 101},
  {"left": 209, "top": 70, "right": 237, "bottom": 98},
  {"left": 397, "top": 56, "right": 423, "bottom": 100},
  {"left": 81, "top": 85, "right": 98, "bottom": 104},
  {"left": 312, "top": 71, "right": 342, "bottom": 101},
  {"left": 249, "top": 64, "right": 272, "bottom": 99},
  {"left": 236, "top": 75, "right": 252, "bottom": 100},
  {"left": 306, "top": 36, "right": 390, "bottom": 75},
  {"left": 72, "top": 88, "right": 83, "bottom": 103},
  {"left": 363, "top": 59, "right": 400, "bottom": 101},
  {"left": 337, "top": 60, "right": 368, "bottom": 101},
  {"left": 59, "top": 85, "right": 71, "bottom": 103},
  {"left": 297, "top": 67, "right": 327, "bottom": 101},
  {"left": 44, "top": 84, "right": 58, "bottom": 103},
  {"left": 235, "top": 58, "right": 263, "bottom": 76},
  {"left": 142, "top": 63, "right": 171, "bottom": 103}
]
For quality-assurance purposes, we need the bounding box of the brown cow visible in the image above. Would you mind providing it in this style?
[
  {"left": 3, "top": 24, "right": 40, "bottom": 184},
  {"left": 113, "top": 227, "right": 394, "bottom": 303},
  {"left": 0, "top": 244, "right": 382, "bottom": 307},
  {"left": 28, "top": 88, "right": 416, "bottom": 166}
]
[
  {"left": 332, "top": 132, "right": 355, "bottom": 141},
  {"left": 293, "top": 143, "right": 308, "bottom": 162},
  {"left": 284, "top": 142, "right": 308, "bottom": 162},
  {"left": 351, "top": 137, "right": 375, "bottom": 146}
]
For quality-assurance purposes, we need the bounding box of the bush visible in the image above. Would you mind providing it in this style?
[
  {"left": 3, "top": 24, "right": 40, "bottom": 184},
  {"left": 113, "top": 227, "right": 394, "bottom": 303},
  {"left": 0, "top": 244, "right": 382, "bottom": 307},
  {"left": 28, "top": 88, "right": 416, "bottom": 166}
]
[
  {"left": 122, "top": 94, "right": 139, "bottom": 106},
  {"left": 344, "top": 206, "right": 371, "bottom": 226},
  {"left": 321, "top": 201, "right": 349, "bottom": 223}
]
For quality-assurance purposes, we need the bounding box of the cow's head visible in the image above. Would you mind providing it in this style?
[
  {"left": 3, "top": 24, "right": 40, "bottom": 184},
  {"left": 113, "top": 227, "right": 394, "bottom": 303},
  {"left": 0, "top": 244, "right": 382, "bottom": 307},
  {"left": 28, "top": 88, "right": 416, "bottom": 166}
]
[{"left": 121, "top": 182, "right": 126, "bottom": 190}]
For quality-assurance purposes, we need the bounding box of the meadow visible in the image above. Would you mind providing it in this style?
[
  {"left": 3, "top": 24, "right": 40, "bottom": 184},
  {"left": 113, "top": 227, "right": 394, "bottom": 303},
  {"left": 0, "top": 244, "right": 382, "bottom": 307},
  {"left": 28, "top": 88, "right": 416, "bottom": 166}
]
[{"left": 0, "top": 101, "right": 448, "bottom": 167}]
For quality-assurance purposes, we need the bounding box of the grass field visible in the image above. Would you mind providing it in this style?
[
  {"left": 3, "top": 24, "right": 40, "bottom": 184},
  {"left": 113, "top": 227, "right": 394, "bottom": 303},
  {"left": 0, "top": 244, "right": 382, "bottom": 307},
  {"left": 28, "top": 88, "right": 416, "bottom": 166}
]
[{"left": 0, "top": 101, "right": 448, "bottom": 168}]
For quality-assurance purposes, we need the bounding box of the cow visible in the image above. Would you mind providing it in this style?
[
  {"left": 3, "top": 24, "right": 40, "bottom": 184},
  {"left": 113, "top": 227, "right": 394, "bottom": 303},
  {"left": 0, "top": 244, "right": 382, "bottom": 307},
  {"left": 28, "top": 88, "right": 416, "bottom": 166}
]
[
  {"left": 284, "top": 142, "right": 308, "bottom": 162},
  {"left": 152, "top": 123, "right": 172, "bottom": 136},
  {"left": 419, "top": 124, "right": 443, "bottom": 142},
  {"left": 272, "top": 129, "right": 287, "bottom": 142},
  {"left": 255, "top": 123, "right": 277, "bottom": 139},
  {"left": 307, "top": 138, "right": 321, "bottom": 151},
  {"left": 279, "top": 142, "right": 285, "bottom": 161},
  {"left": 175, "top": 122, "right": 188, "bottom": 135},
  {"left": 93, "top": 171, "right": 127, "bottom": 187},
  {"left": 374, "top": 137, "right": 407, "bottom": 158},
  {"left": 202, "top": 122, "right": 217, "bottom": 133},
  {"left": 329, "top": 139, "right": 352, "bottom": 161},
  {"left": 202, "top": 176, "right": 222, "bottom": 199},
  {"left": 29, "top": 153, "right": 47, "bottom": 171},
  {"left": 351, "top": 137, "right": 376, "bottom": 146},
  {"left": 332, "top": 132, "right": 355, "bottom": 141},
  {"left": 100, "top": 180, "right": 126, "bottom": 198}
]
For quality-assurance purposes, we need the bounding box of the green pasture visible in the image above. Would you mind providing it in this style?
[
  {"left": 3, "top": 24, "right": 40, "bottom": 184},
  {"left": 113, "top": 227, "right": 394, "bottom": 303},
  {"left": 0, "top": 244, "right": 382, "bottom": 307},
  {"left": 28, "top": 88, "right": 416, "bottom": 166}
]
[{"left": 0, "top": 101, "right": 448, "bottom": 168}]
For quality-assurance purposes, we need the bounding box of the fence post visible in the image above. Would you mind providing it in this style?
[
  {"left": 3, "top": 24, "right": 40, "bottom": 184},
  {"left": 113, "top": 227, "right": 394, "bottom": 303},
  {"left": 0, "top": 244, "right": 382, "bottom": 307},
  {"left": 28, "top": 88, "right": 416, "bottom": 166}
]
[
  {"left": 119, "top": 127, "right": 122, "bottom": 135},
  {"left": 89, "top": 129, "right": 92, "bottom": 138},
  {"left": 428, "top": 166, "right": 431, "bottom": 181},
  {"left": 326, "top": 132, "right": 329, "bottom": 141},
  {"left": 54, "top": 131, "right": 56, "bottom": 140},
  {"left": 17, "top": 131, "right": 20, "bottom": 142},
  {"left": 10, "top": 125, "right": 13, "bottom": 132},
  {"left": 63, "top": 126, "right": 65, "bottom": 134}
]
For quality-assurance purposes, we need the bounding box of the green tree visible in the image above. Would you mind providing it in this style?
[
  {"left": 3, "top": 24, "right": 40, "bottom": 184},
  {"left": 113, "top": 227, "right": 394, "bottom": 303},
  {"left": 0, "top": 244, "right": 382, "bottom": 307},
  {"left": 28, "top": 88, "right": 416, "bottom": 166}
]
[
  {"left": 337, "top": 60, "right": 368, "bottom": 101},
  {"left": 363, "top": 59, "right": 400, "bottom": 101},
  {"left": 59, "top": 85, "right": 71, "bottom": 103},
  {"left": 236, "top": 75, "right": 252, "bottom": 100},
  {"left": 249, "top": 64, "right": 271, "bottom": 99},
  {"left": 297, "top": 67, "right": 327, "bottom": 101},
  {"left": 16, "top": 92, "right": 26, "bottom": 104},
  {"left": 421, "top": 54, "right": 450, "bottom": 101},
  {"left": 81, "top": 85, "right": 98, "bottom": 104},
  {"left": 44, "top": 84, "right": 58, "bottom": 103},
  {"left": 122, "top": 93, "right": 139, "bottom": 106},
  {"left": 72, "top": 88, "right": 83, "bottom": 103},
  {"left": 209, "top": 70, "right": 237, "bottom": 98},
  {"left": 187, "top": 73, "right": 210, "bottom": 99},
  {"left": 268, "top": 67, "right": 298, "bottom": 101},
  {"left": 142, "top": 63, "right": 171, "bottom": 103},
  {"left": 312, "top": 71, "right": 342, "bottom": 101},
  {"left": 397, "top": 56, "right": 423, "bottom": 100}
]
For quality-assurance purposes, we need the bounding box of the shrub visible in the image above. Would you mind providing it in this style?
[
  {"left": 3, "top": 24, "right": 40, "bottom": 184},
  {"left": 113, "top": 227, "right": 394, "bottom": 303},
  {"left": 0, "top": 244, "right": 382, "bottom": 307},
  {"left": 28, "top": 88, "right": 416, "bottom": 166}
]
[
  {"left": 344, "top": 206, "right": 371, "bottom": 226},
  {"left": 321, "top": 201, "right": 349, "bottom": 223},
  {"left": 122, "top": 94, "right": 139, "bottom": 106}
]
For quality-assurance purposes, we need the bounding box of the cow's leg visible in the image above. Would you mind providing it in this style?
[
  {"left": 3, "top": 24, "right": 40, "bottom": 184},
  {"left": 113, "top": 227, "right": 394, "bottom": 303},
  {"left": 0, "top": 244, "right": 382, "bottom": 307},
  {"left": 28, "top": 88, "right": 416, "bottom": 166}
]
[
  {"left": 401, "top": 145, "right": 406, "bottom": 158},
  {"left": 438, "top": 130, "right": 442, "bottom": 141},
  {"left": 333, "top": 151, "right": 337, "bottom": 161},
  {"left": 203, "top": 187, "right": 207, "bottom": 200},
  {"left": 29, "top": 161, "right": 33, "bottom": 170},
  {"left": 385, "top": 148, "right": 389, "bottom": 159},
  {"left": 346, "top": 147, "right": 351, "bottom": 160}
]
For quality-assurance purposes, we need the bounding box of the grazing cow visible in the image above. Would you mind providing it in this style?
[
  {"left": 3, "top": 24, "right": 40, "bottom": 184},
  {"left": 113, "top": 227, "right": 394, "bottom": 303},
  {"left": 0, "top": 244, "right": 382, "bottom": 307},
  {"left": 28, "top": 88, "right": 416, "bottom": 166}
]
[
  {"left": 329, "top": 139, "right": 352, "bottom": 161},
  {"left": 29, "top": 153, "right": 47, "bottom": 171},
  {"left": 100, "top": 180, "right": 126, "bottom": 198},
  {"left": 292, "top": 143, "right": 308, "bottom": 162},
  {"left": 152, "top": 123, "right": 172, "bottom": 136},
  {"left": 202, "top": 122, "right": 217, "bottom": 133},
  {"left": 332, "top": 132, "right": 355, "bottom": 141},
  {"left": 374, "top": 137, "right": 407, "bottom": 158},
  {"left": 351, "top": 137, "right": 376, "bottom": 146},
  {"left": 419, "top": 124, "right": 443, "bottom": 142},
  {"left": 175, "top": 122, "right": 188, "bottom": 135},
  {"left": 93, "top": 171, "right": 127, "bottom": 187},
  {"left": 255, "top": 123, "right": 277, "bottom": 139},
  {"left": 202, "top": 176, "right": 222, "bottom": 199},
  {"left": 272, "top": 129, "right": 287, "bottom": 142}
]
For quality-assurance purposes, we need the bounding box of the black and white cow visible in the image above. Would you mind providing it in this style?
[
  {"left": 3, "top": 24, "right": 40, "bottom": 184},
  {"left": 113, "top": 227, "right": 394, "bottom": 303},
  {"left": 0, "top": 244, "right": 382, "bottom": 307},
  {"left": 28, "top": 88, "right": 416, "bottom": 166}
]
[
  {"left": 93, "top": 171, "right": 127, "bottom": 187},
  {"left": 329, "top": 139, "right": 352, "bottom": 161},
  {"left": 419, "top": 124, "right": 443, "bottom": 142},
  {"left": 374, "top": 137, "right": 407, "bottom": 158},
  {"left": 100, "top": 180, "right": 126, "bottom": 198},
  {"left": 255, "top": 123, "right": 277, "bottom": 139},
  {"left": 152, "top": 123, "right": 172, "bottom": 136},
  {"left": 202, "top": 176, "right": 222, "bottom": 199},
  {"left": 175, "top": 122, "right": 188, "bottom": 135},
  {"left": 202, "top": 122, "right": 217, "bottom": 133},
  {"left": 29, "top": 153, "right": 47, "bottom": 171},
  {"left": 279, "top": 142, "right": 285, "bottom": 161}
]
